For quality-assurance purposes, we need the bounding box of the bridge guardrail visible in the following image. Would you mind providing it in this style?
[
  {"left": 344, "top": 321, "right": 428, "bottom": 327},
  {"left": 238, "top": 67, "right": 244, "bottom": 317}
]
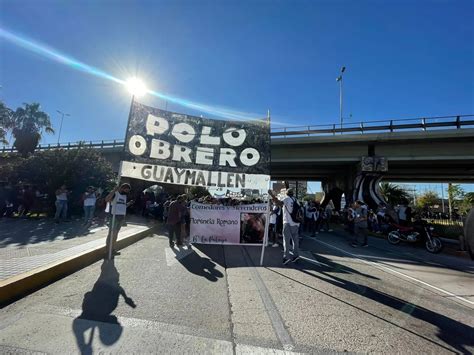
[
  {"left": 270, "top": 114, "right": 474, "bottom": 137},
  {"left": 1, "top": 114, "right": 473, "bottom": 152}
]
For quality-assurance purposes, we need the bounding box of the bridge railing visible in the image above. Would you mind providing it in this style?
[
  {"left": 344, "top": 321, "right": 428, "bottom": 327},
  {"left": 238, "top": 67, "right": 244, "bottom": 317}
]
[
  {"left": 0, "top": 139, "right": 124, "bottom": 153},
  {"left": 270, "top": 114, "right": 474, "bottom": 137},
  {"left": 1, "top": 114, "right": 473, "bottom": 152}
]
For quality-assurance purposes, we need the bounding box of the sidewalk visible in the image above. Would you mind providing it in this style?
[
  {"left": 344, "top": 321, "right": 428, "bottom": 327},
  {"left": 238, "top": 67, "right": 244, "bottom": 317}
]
[{"left": 0, "top": 216, "right": 155, "bottom": 304}]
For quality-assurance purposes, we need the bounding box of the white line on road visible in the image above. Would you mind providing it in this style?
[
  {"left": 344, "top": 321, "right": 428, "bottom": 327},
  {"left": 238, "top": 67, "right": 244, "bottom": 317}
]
[
  {"left": 298, "top": 250, "right": 328, "bottom": 267},
  {"left": 313, "top": 239, "right": 474, "bottom": 307},
  {"left": 242, "top": 248, "right": 296, "bottom": 351}
]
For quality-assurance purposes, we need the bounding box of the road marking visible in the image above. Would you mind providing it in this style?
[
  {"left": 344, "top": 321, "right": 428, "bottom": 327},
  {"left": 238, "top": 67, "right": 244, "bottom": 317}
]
[
  {"left": 242, "top": 248, "right": 295, "bottom": 351},
  {"left": 313, "top": 239, "right": 474, "bottom": 307},
  {"left": 165, "top": 246, "right": 194, "bottom": 266},
  {"left": 28, "top": 305, "right": 302, "bottom": 354},
  {"left": 298, "top": 250, "right": 328, "bottom": 267}
]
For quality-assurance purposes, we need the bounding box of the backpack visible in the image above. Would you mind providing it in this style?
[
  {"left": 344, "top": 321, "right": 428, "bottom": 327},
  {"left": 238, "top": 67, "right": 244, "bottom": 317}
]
[{"left": 287, "top": 197, "right": 304, "bottom": 223}]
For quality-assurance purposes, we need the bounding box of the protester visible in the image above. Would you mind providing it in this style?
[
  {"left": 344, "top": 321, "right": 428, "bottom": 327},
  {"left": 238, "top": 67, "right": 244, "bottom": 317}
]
[
  {"left": 307, "top": 202, "right": 319, "bottom": 237},
  {"left": 167, "top": 195, "right": 187, "bottom": 247},
  {"left": 368, "top": 210, "right": 380, "bottom": 233},
  {"left": 269, "top": 203, "right": 281, "bottom": 247},
  {"left": 20, "top": 185, "right": 35, "bottom": 217},
  {"left": 351, "top": 200, "right": 368, "bottom": 247},
  {"left": 95, "top": 192, "right": 107, "bottom": 226},
  {"left": 346, "top": 203, "right": 356, "bottom": 236},
  {"left": 163, "top": 199, "right": 171, "bottom": 223},
  {"left": 319, "top": 204, "right": 333, "bottom": 232},
  {"left": 105, "top": 183, "right": 133, "bottom": 256},
  {"left": 82, "top": 186, "right": 98, "bottom": 226},
  {"left": 396, "top": 201, "right": 408, "bottom": 226},
  {"left": 268, "top": 188, "right": 301, "bottom": 265},
  {"left": 54, "top": 184, "right": 70, "bottom": 223}
]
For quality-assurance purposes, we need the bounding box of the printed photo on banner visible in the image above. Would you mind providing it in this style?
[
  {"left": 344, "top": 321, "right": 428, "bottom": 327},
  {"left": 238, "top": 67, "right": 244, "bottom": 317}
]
[
  {"left": 120, "top": 101, "right": 270, "bottom": 190},
  {"left": 240, "top": 212, "right": 266, "bottom": 244}
]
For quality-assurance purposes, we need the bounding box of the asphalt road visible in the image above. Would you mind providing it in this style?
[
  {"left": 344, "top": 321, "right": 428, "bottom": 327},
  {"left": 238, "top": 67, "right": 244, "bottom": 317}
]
[{"left": 1, "top": 228, "right": 473, "bottom": 354}]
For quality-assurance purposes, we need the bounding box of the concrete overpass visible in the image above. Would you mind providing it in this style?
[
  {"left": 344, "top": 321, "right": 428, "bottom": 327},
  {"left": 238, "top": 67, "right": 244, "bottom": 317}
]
[
  {"left": 271, "top": 128, "right": 474, "bottom": 182},
  {"left": 2, "top": 115, "right": 473, "bottom": 209}
]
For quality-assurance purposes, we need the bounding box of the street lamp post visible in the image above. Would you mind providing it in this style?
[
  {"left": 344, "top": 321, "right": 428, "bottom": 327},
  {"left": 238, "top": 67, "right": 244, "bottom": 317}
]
[
  {"left": 56, "top": 110, "right": 70, "bottom": 144},
  {"left": 336, "top": 66, "right": 346, "bottom": 134}
]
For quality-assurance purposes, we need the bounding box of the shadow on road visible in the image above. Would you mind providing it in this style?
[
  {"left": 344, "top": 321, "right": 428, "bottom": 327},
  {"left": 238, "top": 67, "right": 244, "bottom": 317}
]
[
  {"left": 269, "top": 261, "right": 473, "bottom": 354},
  {"left": 72, "top": 260, "right": 136, "bottom": 355},
  {"left": 173, "top": 245, "right": 224, "bottom": 282}
]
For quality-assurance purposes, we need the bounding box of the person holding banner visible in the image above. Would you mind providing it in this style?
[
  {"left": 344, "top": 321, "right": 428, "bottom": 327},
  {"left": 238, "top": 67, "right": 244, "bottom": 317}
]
[
  {"left": 105, "top": 183, "right": 133, "bottom": 256},
  {"left": 268, "top": 188, "right": 301, "bottom": 265}
]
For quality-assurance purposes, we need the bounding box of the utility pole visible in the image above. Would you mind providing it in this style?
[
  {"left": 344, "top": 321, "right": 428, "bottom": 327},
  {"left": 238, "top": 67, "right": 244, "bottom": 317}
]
[
  {"left": 56, "top": 110, "right": 70, "bottom": 144},
  {"left": 336, "top": 66, "right": 346, "bottom": 134},
  {"left": 448, "top": 182, "right": 453, "bottom": 220},
  {"left": 441, "top": 183, "right": 445, "bottom": 213}
]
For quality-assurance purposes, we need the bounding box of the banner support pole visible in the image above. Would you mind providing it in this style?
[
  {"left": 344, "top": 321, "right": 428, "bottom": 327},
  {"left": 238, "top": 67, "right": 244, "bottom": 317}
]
[
  {"left": 260, "top": 109, "right": 271, "bottom": 266},
  {"left": 108, "top": 95, "right": 135, "bottom": 260}
]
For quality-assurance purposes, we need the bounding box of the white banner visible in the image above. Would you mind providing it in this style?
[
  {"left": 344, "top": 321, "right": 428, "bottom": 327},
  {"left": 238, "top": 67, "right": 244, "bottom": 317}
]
[
  {"left": 190, "top": 202, "right": 269, "bottom": 244},
  {"left": 120, "top": 161, "right": 270, "bottom": 190}
]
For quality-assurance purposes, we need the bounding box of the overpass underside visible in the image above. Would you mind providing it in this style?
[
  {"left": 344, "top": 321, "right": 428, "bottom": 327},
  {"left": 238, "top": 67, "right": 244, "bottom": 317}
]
[
  {"left": 270, "top": 129, "right": 474, "bottom": 209},
  {"left": 271, "top": 129, "right": 474, "bottom": 183},
  {"left": 271, "top": 159, "right": 474, "bottom": 183}
]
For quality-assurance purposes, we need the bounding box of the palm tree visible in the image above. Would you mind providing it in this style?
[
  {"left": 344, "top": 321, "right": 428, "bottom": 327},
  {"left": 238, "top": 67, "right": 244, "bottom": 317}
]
[
  {"left": 10, "top": 103, "right": 54, "bottom": 156},
  {"left": 379, "top": 182, "right": 410, "bottom": 206},
  {"left": 0, "top": 101, "right": 13, "bottom": 145}
]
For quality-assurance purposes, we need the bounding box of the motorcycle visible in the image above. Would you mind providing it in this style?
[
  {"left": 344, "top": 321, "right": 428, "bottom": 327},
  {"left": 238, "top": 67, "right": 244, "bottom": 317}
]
[{"left": 387, "top": 221, "right": 443, "bottom": 253}]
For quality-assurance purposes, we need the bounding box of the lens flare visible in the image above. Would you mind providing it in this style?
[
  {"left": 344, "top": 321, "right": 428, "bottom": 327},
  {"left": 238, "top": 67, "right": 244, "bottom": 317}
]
[
  {"left": 0, "top": 26, "right": 287, "bottom": 123},
  {"left": 126, "top": 77, "right": 147, "bottom": 98}
]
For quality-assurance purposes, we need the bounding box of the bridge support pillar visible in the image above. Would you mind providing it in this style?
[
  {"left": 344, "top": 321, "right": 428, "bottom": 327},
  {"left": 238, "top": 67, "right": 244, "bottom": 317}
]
[
  {"left": 321, "top": 167, "right": 357, "bottom": 211},
  {"left": 321, "top": 163, "right": 388, "bottom": 211},
  {"left": 352, "top": 172, "right": 386, "bottom": 211}
]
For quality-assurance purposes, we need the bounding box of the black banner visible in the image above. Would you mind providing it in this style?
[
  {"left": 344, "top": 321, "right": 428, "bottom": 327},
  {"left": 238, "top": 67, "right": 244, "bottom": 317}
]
[{"left": 120, "top": 101, "right": 271, "bottom": 189}]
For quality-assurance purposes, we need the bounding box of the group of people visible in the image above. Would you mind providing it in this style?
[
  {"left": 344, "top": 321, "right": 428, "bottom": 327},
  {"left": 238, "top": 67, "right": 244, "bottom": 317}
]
[
  {"left": 52, "top": 184, "right": 111, "bottom": 226},
  {"left": 0, "top": 183, "right": 48, "bottom": 218},
  {"left": 268, "top": 199, "right": 335, "bottom": 246},
  {"left": 267, "top": 188, "right": 375, "bottom": 265}
]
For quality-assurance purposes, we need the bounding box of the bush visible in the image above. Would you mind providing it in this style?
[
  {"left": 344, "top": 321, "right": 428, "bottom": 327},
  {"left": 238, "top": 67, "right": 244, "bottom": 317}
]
[{"left": 0, "top": 148, "right": 115, "bottom": 215}]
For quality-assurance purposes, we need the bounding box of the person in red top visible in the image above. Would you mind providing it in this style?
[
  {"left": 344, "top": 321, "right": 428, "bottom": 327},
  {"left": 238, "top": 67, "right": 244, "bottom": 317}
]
[{"left": 167, "top": 195, "right": 186, "bottom": 247}]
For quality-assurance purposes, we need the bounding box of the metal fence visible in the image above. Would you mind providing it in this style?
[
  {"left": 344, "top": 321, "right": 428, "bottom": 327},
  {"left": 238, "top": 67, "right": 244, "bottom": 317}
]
[
  {"left": 425, "top": 218, "right": 465, "bottom": 239},
  {"left": 1, "top": 114, "right": 473, "bottom": 152}
]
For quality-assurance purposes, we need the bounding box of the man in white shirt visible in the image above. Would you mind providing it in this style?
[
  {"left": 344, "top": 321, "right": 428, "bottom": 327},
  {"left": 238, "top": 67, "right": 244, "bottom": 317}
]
[
  {"left": 105, "top": 183, "right": 133, "bottom": 256},
  {"left": 269, "top": 188, "right": 301, "bottom": 265}
]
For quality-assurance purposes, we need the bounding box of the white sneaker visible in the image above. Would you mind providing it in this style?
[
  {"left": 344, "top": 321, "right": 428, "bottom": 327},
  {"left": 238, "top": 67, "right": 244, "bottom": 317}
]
[
  {"left": 272, "top": 243, "right": 279, "bottom": 247},
  {"left": 328, "top": 229, "right": 333, "bottom": 232},
  {"left": 320, "top": 229, "right": 325, "bottom": 232}
]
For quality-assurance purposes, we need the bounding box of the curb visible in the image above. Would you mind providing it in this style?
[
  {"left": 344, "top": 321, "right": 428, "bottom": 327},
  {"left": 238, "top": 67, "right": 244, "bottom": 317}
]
[{"left": 0, "top": 224, "right": 157, "bottom": 307}]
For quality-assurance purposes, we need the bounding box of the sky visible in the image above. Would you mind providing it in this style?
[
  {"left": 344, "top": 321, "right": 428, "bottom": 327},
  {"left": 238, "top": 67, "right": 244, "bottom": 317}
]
[{"left": 1, "top": 0, "right": 473, "bottom": 192}]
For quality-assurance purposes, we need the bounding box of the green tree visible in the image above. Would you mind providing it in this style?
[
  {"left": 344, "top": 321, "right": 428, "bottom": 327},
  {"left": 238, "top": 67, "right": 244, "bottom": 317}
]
[
  {"left": 0, "top": 101, "right": 13, "bottom": 145},
  {"left": 379, "top": 182, "right": 410, "bottom": 206},
  {"left": 10, "top": 103, "right": 54, "bottom": 156},
  {"left": 448, "top": 184, "right": 473, "bottom": 216},
  {"left": 465, "top": 192, "right": 474, "bottom": 204},
  {"left": 0, "top": 148, "right": 115, "bottom": 215},
  {"left": 416, "top": 190, "right": 440, "bottom": 209}
]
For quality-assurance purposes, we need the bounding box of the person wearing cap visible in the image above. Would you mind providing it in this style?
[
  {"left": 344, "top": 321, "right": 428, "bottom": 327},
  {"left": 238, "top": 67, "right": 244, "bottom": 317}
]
[
  {"left": 268, "top": 188, "right": 301, "bottom": 265},
  {"left": 82, "top": 186, "right": 98, "bottom": 226},
  {"left": 105, "top": 183, "right": 134, "bottom": 256}
]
